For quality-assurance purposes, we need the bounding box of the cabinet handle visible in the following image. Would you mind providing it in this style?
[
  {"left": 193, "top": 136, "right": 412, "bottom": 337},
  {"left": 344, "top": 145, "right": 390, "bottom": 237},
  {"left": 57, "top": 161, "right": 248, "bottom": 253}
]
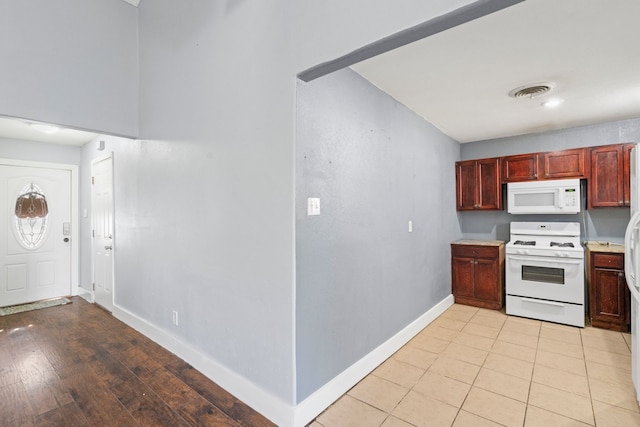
[{"left": 469, "top": 259, "right": 475, "bottom": 264}]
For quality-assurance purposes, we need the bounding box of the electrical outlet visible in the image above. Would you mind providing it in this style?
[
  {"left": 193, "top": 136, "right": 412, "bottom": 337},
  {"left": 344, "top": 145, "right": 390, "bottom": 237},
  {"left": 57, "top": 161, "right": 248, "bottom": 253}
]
[
  {"left": 408, "top": 220, "right": 413, "bottom": 233},
  {"left": 172, "top": 310, "right": 179, "bottom": 326}
]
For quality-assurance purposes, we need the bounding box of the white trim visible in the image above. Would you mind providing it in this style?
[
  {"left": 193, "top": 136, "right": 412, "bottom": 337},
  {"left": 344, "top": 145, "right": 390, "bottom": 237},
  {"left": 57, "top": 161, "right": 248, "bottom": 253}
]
[
  {"left": 110, "top": 294, "right": 453, "bottom": 427},
  {"left": 291, "top": 76, "right": 300, "bottom": 407},
  {"left": 0, "top": 158, "right": 79, "bottom": 299},
  {"left": 78, "top": 287, "right": 94, "bottom": 303}
]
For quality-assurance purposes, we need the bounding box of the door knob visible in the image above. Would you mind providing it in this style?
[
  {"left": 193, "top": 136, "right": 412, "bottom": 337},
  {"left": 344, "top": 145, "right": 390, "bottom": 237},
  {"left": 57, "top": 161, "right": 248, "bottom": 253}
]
[{"left": 104, "top": 245, "right": 113, "bottom": 250}]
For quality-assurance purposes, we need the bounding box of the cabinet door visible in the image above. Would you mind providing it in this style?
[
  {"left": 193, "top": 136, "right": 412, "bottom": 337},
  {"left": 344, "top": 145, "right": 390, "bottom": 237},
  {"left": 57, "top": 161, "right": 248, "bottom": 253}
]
[
  {"left": 477, "top": 158, "right": 502, "bottom": 210},
  {"left": 474, "top": 257, "right": 500, "bottom": 301},
  {"left": 455, "top": 158, "right": 502, "bottom": 211},
  {"left": 502, "top": 153, "right": 538, "bottom": 182},
  {"left": 456, "top": 160, "right": 478, "bottom": 210},
  {"left": 592, "top": 267, "right": 626, "bottom": 323},
  {"left": 623, "top": 143, "right": 634, "bottom": 206},
  {"left": 452, "top": 256, "right": 475, "bottom": 298},
  {"left": 541, "top": 148, "right": 588, "bottom": 179},
  {"left": 589, "top": 145, "right": 625, "bottom": 208}
]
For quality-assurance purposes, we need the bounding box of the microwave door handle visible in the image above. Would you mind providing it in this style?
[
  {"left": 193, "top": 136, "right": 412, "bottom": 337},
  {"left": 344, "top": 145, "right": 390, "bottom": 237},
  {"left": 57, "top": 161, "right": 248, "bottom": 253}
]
[{"left": 556, "top": 188, "right": 563, "bottom": 208}]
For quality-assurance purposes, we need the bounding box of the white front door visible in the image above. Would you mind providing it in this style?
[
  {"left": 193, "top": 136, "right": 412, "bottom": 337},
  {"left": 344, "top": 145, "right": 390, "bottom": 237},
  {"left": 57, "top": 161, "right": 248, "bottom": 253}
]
[
  {"left": 0, "top": 164, "right": 72, "bottom": 307},
  {"left": 92, "top": 155, "right": 114, "bottom": 311}
]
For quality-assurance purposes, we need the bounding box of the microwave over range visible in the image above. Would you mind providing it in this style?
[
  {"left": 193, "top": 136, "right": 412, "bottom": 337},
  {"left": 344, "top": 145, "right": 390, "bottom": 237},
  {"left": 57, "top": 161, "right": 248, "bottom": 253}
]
[{"left": 507, "top": 178, "right": 581, "bottom": 215}]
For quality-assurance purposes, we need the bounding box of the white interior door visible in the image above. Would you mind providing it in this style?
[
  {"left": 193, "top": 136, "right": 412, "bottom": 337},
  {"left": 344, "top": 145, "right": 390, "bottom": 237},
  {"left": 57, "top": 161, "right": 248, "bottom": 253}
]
[
  {"left": 92, "top": 155, "right": 114, "bottom": 311},
  {"left": 0, "top": 165, "right": 72, "bottom": 307}
]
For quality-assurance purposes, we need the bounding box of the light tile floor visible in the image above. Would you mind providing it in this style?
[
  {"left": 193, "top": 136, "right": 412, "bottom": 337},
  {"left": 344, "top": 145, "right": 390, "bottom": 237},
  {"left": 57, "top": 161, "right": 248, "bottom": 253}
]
[{"left": 310, "top": 304, "right": 640, "bottom": 427}]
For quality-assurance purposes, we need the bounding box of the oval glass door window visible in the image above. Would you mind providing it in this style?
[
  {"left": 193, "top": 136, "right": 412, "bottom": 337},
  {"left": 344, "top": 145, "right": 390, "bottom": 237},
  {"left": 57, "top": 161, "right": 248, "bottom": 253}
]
[{"left": 14, "top": 183, "right": 50, "bottom": 249}]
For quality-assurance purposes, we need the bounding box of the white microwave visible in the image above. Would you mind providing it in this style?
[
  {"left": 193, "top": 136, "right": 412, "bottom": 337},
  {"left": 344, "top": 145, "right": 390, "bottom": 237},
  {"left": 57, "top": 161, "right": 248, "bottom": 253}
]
[{"left": 507, "top": 178, "right": 581, "bottom": 214}]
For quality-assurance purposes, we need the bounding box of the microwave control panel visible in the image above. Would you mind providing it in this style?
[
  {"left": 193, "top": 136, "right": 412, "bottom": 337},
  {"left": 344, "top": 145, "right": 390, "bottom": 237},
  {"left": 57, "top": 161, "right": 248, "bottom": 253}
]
[{"left": 563, "top": 188, "right": 578, "bottom": 207}]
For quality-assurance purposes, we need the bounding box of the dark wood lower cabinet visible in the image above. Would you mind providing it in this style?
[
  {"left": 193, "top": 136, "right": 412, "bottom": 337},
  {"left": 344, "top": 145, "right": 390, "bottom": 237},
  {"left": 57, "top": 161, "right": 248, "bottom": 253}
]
[
  {"left": 588, "top": 249, "right": 630, "bottom": 332},
  {"left": 451, "top": 242, "right": 505, "bottom": 310}
]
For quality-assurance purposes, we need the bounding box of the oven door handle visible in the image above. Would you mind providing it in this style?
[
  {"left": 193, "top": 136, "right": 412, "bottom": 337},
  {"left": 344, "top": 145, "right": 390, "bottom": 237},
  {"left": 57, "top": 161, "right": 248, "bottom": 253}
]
[
  {"left": 521, "top": 298, "right": 565, "bottom": 307},
  {"left": 507, "top": 255, "right": 583, "bottom": 265}
]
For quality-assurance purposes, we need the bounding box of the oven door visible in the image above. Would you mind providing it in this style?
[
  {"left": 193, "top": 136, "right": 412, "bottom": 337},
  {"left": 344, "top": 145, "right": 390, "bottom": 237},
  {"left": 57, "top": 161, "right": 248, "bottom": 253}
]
[{"left": 506, "top": 254, "right": 584, "bottom": 304}]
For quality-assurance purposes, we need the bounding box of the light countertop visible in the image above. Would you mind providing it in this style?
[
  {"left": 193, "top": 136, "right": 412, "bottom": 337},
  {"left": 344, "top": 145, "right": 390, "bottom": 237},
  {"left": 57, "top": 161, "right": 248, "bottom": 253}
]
[
  {"left": 452, "top": 239, "right": 505, "bottom": 246},
  {"left": 585, "top": 241, "right": 625, "bottom": 254}
]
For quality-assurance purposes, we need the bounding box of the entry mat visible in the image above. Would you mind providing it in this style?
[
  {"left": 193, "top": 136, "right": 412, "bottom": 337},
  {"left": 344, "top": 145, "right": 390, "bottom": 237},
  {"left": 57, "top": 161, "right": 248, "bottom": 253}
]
[{"left": 0, "top": 297, "right": 71, "bottom": 316}]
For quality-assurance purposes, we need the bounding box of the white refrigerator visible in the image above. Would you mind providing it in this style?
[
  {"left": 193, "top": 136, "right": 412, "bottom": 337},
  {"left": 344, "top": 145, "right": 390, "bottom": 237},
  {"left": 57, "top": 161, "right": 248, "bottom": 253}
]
[{"left": 624, "top": 144, "right": 640, "bottom": 404}]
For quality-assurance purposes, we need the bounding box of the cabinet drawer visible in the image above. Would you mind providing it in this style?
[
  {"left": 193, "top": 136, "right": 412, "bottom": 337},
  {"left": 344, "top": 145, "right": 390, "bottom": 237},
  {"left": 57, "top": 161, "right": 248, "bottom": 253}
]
[
  {"left": 452, "top": 245, "right": 497, "bottom": 259},
  {"left": 592, "top": 253, "right": 624, "bottom": 269}
]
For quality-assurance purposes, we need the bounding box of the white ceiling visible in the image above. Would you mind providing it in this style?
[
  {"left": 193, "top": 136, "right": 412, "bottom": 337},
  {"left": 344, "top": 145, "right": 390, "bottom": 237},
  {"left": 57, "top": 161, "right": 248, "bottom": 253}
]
[
  {"left": 352, "top": 0, "right": 640, "bottom": 143},
  {"left": 3, "top": 0, "right": 638, "bottom": 147}
]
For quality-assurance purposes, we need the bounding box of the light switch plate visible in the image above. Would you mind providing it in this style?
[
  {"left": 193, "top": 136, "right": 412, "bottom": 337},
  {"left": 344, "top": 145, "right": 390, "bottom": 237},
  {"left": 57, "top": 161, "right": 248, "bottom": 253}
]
[{"left": 307, "top": 198, "right": 321, "bottom": 216}]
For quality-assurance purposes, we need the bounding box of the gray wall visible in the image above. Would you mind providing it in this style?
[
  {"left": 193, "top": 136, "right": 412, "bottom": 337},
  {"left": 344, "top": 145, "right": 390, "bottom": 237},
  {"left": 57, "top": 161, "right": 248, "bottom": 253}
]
[
  {"left": 296, "top": 68, "right": 460, "bottom": 401},
  {"left": 133, "top": 0, "right": 486, "bottom": 408},
  {"left": 135, "top": 0, "right": 297, "bottom": 404},
  {"left": 2, "top": 0, "right": 522, "bottom": 415},
  {"left": 459, "top": 118, "right": 640, "bottom": 243},
  {"left": 0, "top": 0, "right": 138, "bottom": 137}
]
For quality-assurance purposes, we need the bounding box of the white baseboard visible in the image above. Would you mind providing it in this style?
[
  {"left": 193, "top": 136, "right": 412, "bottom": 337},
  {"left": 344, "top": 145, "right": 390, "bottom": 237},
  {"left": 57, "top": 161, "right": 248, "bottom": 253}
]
[
  {"left": 78, "top": 287, "right": 94, "bottom": 303},
  {"left": 291, "top": 294, "right": 454, "bottom": 427},
  {"left": 109, "top": 295, "right": 454, "bottom": 427}
]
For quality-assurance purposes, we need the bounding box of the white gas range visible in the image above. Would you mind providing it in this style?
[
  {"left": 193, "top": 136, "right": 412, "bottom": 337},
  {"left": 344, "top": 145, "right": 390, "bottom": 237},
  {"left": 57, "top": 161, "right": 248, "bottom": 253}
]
[{"left": 505, "top": 221, "right": 585, "bottom": 327}]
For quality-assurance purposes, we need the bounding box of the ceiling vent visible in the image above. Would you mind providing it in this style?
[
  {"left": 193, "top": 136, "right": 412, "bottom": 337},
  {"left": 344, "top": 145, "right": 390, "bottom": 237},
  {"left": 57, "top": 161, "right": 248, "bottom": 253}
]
[{"left": 508, "top": 82, "right": 556, "bottom": 99}]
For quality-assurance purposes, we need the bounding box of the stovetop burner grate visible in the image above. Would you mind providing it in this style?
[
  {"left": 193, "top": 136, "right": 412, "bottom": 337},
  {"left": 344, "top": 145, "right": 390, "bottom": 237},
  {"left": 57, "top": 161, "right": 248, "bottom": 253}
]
[{"left": 550, "top": 241, "right": 575, "bottom": 248}]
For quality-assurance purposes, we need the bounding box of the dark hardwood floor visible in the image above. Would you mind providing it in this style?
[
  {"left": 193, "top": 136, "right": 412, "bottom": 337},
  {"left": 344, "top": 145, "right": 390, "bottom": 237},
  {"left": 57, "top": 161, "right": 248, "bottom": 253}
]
[{"left": 0, "top": 297, "right": 275, "bottom": 427}]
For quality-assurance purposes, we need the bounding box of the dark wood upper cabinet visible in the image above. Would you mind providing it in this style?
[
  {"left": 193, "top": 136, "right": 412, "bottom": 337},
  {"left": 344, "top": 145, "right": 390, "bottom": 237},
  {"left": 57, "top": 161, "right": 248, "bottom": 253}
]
[
  {"left": 456, "top": 158, "right": 502, "bottom": 211},
  {"left": 457, "top": 142, "right": 637, "bottom": 212},
  {"left": 589, "top": 144, "right": 632, "bottom": 208},
  {"left": 540, "top": 148, "right": 589, "bottom": 180},
  {"left": 502, "top": 153, "right": 538, "bottom": 182},
  {"left": 624, "top": 143, "right": 634, "bottom": 206}
]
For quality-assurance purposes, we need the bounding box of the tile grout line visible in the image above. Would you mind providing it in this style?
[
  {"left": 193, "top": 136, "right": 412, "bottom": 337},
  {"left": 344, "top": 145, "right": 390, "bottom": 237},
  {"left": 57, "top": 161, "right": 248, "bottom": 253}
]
[
  {"left": 450, "top": 306, "right": 510, "bottom": 427},
  {"left": 521, "top": 321, "right": 542, "bottom": 427}
]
